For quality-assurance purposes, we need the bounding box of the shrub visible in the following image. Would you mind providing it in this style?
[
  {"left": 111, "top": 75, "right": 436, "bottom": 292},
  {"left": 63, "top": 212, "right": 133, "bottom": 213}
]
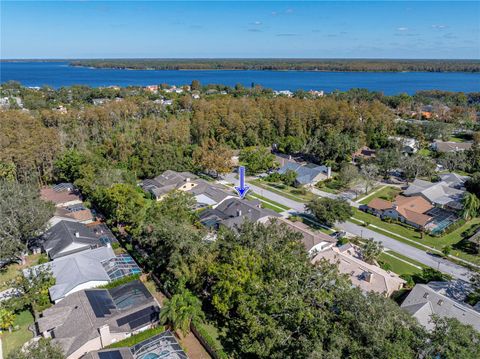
[
  {"left": 98, "top": 273, "right": 141, "bottom": 289},
  {"left": 195, "top": 323, "right": 229, "bottom": 359},
  {"left": 291, "top": 188, "right": 306, "bottom": 195}
]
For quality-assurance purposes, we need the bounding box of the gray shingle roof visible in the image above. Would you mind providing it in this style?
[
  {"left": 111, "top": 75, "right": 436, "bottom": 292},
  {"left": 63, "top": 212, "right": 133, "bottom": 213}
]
[
  {"left": 25, "top": 246, "right": 116, "bottom": 302},
  {"left": 37, "top": 280, "right": 159, "bottom": 357},
  {"left": 199, "top": 198, "right": 280, "bottom": 229},
  {"left": 401, "top": 281, "right": 480, "bottom": 331},
  {"left": 278, "top": 161, "right": 328, "bottom": 185},
  {"left": 403, "top": 178, "right": 465, "bottom": 209},
  {"left": 43, "top": 220, "right": 102, "bottom": 259}
]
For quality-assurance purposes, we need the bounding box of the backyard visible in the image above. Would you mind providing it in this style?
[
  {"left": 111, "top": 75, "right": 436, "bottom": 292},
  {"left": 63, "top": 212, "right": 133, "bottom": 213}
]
[
  {"left": 0, "top": 253, "right": 45, "bottom": 291},
  {"left": 0, "top": 310, "right": 34, "bottom": 357}
]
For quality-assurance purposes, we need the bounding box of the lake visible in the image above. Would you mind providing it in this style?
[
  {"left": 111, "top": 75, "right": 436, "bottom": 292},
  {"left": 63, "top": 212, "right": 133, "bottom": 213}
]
[{"left": 1, "top": 61, "right": 479, "bottom": 95}]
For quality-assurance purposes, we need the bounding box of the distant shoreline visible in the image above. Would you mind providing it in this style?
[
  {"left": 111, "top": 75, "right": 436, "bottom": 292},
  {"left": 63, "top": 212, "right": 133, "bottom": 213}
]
[{"left": 2, "top": 58, "right": 479, "bottom": 73}]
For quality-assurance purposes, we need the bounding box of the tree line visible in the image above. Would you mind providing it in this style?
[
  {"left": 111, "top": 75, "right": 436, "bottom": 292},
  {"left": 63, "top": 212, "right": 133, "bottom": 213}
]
[{"left": 70, "top": 58, "right": 480, "bottom": 72}]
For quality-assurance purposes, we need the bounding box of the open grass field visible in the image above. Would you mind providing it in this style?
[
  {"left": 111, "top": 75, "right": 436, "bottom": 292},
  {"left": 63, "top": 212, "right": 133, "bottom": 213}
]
[{"left": 1, "top": 310, "right": 34, "bottom": 357}]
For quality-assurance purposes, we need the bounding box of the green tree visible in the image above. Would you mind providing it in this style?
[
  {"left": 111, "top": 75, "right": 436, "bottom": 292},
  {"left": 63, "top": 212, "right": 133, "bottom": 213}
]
[
  {"left": 465, "top": 172, "right": 480, "bottom": 198},
  {"left": 306, "top": 197, "right": 353, "bottom": 227},
  {"left": 7, "top": 338, "right": 64, "bottom": 359},
  {"left": 0, "top": 162, "right": 17, "bottom": 182},
  {"left": 0, "top": 181, "right": 54, "bottom": 266},
  {"left": 461, "top": 192, "right": 480, "bottom": 220},
  {"left": 53, "top": 148, "right": 86, "bottom": 183},
  {"left": 361, "top": 238, "right": 384, "bottom": 264},
  {"left": 360, "top": 163, "right": 379, "bottom": 194},
  {"left": 10, "top": 266, "right": 55, "bottom": 312},
  {"left": 190, "top": 79, "right": 201, "bottom": 91},
  {"left": 239, "top": 146, "right": 277, "bottom": 174},
  {"left": 281, "top": 169, "right": 298, "bottom": 187},
  {"left": 337, "top": 163, "right": 360, "bottom": 188},
  {"left": 98, "top": 183, "right": 147, "bottom": 234},
  {"left": 0, "top": 308, "right": 16, "bottom": 331},
  {"left": 425, "top": 317, "right": 480, "bottom": 359},
  {"left": 400, "top": 154, "right": 435, "bottom": 182},
  {"left": 160, "top": 288, "right": 205, "bottom": 336},
  {"left": 376, "top": 148, "right": 400, "bottom": 179},
  {"left": 442, "top": 245, "right": 452, "bottom": 257}
]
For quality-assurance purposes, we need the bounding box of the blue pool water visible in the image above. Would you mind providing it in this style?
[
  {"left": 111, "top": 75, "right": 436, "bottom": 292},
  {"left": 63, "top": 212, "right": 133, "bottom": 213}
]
[{"left": 1, "top": 61, "right": 480, "bottom": 95}]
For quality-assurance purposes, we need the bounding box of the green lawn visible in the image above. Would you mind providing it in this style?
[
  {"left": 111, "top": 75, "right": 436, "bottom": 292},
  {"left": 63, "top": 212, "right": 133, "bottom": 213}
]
[
  {"left": 359, "top": 186, "right": 401, "bottom": 205},
  {"left": 418, "top": 148, "right": 432, "bottom": 157},
  {"left": 1, "top": 310, "right": 34, "bottom": 357},
  {"left": 251, "top": 179, "right": 314, "bottom": 203},
  {"left": 0, "top": 254, "right": 45, "bottom": 291},
  {"left": 352, "top": 209, "right": 480, "bottom": 265},
  {"left": 248, "top": 192, "right": 290, "bottom": 213},
  {"left": 379, "top": 252, "right": 423, "bottom": 276}
]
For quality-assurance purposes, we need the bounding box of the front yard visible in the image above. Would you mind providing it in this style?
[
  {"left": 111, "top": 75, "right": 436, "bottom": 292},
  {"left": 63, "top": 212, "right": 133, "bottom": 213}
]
[
  {"left": 1, "top": 310, "right": 34, "bottom": 357},
  {"left": 250, "top": 179, "right": 315, "bottom": 203},
  {"left": 352, "top": 208, "right": 480, "bottom": 266},
  {"left": 358, "top": 186, "right": 402, "bottom": 205}
]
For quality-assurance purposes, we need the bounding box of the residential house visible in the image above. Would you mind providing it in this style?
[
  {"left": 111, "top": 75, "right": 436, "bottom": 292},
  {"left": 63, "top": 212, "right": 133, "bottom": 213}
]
[
  {"left": 277, "top": 160, "right": 331, "bottom": 187},
  {"left": 83, "top": 330, "right": 188, "bottom": 359},
  {"left": 42, "top": 220, "right": 102, "bottom": 260},
  {"left": 311, "top": 243, "right": 406, "bottom": 297},
  {"left": 403, "top": 176, "right": 466, "bottom": 211},
  {"left": 352, "top": 146, "right": 376, "bottom": 162},
  {"left": 35, "top": 280, "right": 160, "bottom": 359},
  {"left": 432, "top": 140, "right": 473, "bottom": 153},
  {"left": 145, "top": 85, "right": 158, "bottom": 93},
  {"left": 389, "top": 136, "right": 419, "bottom": 154},
  {"left": 140, "top": 170, "right": 233, "bottom": 208},
  {"left": 52, "top": 204, "right": 94, "bottom": 224},
  {"left": 25, "top": 246, "right": 141, "bottom": 303},
  {"left": 140, "top": 171, "right": 198, "bottom": 200},
  {"left": 277, "top": 218, "right": 336, "bottom": 254},
  {"left": 199, "top": 198, "right": 280, "bottom": 230},
  {"left": 40, "top": 183, "right": 83, "bottom": 208},
  {"left": 365, "top": 195, "right": 434, "bottom": 229},
  {"left": 401, "top": 281, "right": 480, "bottom": 331}
]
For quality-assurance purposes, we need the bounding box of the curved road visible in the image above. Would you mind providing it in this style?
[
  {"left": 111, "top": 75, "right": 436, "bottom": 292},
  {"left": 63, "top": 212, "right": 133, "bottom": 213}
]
[{"left": 224, "top": 174, "right": 474, "bottom": 281}]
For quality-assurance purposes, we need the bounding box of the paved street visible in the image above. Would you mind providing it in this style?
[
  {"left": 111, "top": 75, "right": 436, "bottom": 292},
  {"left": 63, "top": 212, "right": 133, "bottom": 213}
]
[{"left": 224, "top": 173, "right": 474, "bottom": 281}]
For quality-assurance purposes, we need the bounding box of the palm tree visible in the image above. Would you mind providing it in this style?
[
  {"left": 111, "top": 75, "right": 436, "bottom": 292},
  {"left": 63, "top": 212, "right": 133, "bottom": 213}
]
[
  {"left": 461, "top": 192, "right": 480, "bottom": 220},
  {"left": 160, "top": 288, "right": 205, "bottom": 336}
]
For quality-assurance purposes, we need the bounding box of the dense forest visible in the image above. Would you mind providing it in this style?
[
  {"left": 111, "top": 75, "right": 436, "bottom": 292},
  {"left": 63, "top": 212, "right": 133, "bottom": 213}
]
[{"left": 68, "top": 58, "right": 480, "bottom": 72}]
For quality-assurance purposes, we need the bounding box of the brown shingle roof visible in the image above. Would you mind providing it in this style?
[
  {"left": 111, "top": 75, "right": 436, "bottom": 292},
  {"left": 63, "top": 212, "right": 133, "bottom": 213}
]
[
  {"left": 367, "top": 198, "right": 393, "bottom": 211},
  {"left": 40, "top": 187, "right": 81, "bottom": 206}
]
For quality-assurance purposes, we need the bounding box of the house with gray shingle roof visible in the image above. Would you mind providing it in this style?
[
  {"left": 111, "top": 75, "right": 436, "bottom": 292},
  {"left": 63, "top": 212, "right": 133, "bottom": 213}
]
[
  {"left": 403, "top": 176, "right": 466, "bottom": 211},
  {"left": 36, "top": 280, "right": 160, "bottom": 359},
  {"left": 25, "top": 246, "right": 141, "bottom": 303},
  {"left": 140, "top": 171, "right": 233, "bottom": 208},
  {"left": 199, "top": 198, "right": 280, "bottom": 230},
  {"left": 277, "top": 160, "right": 331, "bottom": 187},
  {"left": 401, "top": 281, "right": 480, "bottom": 331},
  {"left": 42, "top": 220, "right": 102, "bottom": 260}
]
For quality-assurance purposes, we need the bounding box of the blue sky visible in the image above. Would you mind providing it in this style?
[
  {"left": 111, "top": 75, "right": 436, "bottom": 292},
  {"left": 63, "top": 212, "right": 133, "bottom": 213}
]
[{"left": 1, "top": 1, "right": 479, "bottom": 59}]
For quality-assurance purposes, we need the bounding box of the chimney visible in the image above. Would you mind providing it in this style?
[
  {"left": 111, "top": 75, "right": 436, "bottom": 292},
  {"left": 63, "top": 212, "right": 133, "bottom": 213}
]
[
  {"left": 75, "top": 232, "right": 80, "bottom": 238},
  {"left": 99, "top": 325, "right": 111, "bottom": 347},
  {"left": 106, "top": 242, "right": 111, "bottom": 249},
  {"left": 185, "top": 178, "right": 190, "bottom": 182},
  {"left": 237, "top": 209, "right": 242, "bottom": 217},
  {"left": 364, "top": 272, "right": 373, "bottom": 283},
  {"left": 327, "top": 167, "right": 332, "bottom": 179},
  {"left": 288, "top": 155, "right": 292, "bottom": 160}
]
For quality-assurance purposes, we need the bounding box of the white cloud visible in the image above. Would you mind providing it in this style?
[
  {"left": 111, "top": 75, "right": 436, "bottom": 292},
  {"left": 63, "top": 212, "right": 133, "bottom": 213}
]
[
  {"left": 397, "top": 27, "right": 408, "bottom": 31},
  {"left": 431, "top": 24, "right": 448, "bottom": 30}
]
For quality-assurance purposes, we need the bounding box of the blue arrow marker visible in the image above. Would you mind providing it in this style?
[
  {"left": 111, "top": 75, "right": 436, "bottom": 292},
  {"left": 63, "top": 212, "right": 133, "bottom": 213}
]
[{"left": 234, "top": 166, "right": 250, "bottom": 199}]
